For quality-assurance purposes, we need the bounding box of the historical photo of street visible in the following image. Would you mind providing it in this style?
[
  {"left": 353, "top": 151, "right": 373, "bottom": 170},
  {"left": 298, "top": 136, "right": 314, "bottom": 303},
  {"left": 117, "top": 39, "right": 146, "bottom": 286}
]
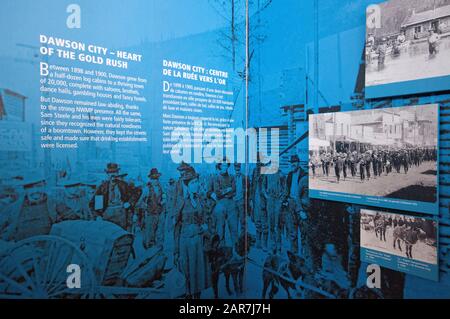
[
  {"left": 360, "top": 209, "right": 438, "bottom": 265},
  {"left": 366, "top": 0, "right": 450, "bottom": 87},
  {"left": 308, "top": 104, "right": 438, "bottom": 209}
]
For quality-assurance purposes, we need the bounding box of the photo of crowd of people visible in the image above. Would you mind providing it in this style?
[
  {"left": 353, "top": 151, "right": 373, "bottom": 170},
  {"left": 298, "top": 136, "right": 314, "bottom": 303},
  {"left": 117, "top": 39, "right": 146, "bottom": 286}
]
[
  {"left": 366, "top": 0, "right": 450, "bottom": 88},
  {"left": 309, "top": 104, "right": 438, "bottom": 208}
]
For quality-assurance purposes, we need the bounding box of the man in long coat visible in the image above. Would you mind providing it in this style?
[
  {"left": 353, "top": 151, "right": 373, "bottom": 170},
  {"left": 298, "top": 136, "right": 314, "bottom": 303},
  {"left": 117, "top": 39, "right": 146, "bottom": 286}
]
[{"left": 89, "top": 163, "right": 135, "bottom": 230}]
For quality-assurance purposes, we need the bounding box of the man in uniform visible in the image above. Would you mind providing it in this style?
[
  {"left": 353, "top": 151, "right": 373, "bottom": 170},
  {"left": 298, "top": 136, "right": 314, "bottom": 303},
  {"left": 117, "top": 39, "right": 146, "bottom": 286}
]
[
  {"left": 402, "top": 150, "right": 409, "bottom": 174},
  {"left": 320, "top": 151, "right": 326, "bottom": 176},
  {"left": 377, "top": 38, "right": 387, "bottom": 71},
  {"left": 89, "top": 163, "right": 133, "bottom": 230},
  {"left": 165, "top": 178, "right": 177, "bottom": 234},
  {"left": 163, "top": 178, "right": 178, "bottom": 264},
  {"left": 324, "top": 151, "right": 331, "bottom": 177},
  {"left": 349, "top": 151, "right": 357, "bottom": 177},
  {"left": 372, "top": 151, "right": 379, "bottom": 178},
  {"left": 428, "top": 29, "right": 440, "bottom": 56},
  {"left": 172, "top": 162, "right": 192, "bottom": 216},
  {"left": 138, "top": 168, "right": 165, "bottom": 249},
  {"left": 366, "top": 34, "right": 375, "bottom": 64},
  {"left": 208, "top": 157, "right": 237, "bottom": 247},
  {"left": 333, "top": 152, "right": 341, "bottom": 183},
  {"left": 250, "top": 155, "right": 268, "bottom": 251},
  {"left": 265, "top": 159, "right": 284, "bottom": 252},
  {"left": 364, "top": 151, "right": 372, "bottom": 180},
  {"left": 341, "top": 152, "right": 348, "bottom": 180},
  {"left": 233, "top": 163, "right": 250, "bottom": 235},
  {"left": 281, "top": 155, "right": 308, "bottom": 255},
  {"left": 367, "top": 34, "right": 375, "bottom": 47},
  {"left": 358, "top": 154, "right": 366, "bottom": 181},
  {"left": 394, "top": 150, "right": 401, "bottom": 173}
]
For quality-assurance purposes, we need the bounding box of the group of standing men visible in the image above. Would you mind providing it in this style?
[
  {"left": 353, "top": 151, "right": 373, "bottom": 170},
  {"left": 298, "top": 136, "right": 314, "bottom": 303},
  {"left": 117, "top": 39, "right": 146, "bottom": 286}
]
[
  {"left": 86, "top": 155, "right": 310, "bottom": 257},
  {"left": 84, "top": 154, "right": 309, "bottom": 296},
  {"left": 310, "top": 147, "right": 437, "bottom": 183},
  {"left": 0, "top": 154, "right": 311, "bottom": 298}
]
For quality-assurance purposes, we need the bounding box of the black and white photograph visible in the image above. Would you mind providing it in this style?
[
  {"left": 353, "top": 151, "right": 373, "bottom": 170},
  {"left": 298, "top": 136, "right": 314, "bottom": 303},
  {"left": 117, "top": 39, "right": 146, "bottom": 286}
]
[
  {"left": 309, "top": 104, "right": 438, "bottom": 209},
  {"left": 360, "top": 209, "right": 438, "bottom": 264},
  {"left": 366, "top": 0, "right": 450, "bottom": 87}
]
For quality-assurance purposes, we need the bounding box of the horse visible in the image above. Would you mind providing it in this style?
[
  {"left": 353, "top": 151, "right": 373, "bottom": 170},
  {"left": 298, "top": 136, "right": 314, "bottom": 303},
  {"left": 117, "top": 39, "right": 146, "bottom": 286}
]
[{"left": 393, "top": 226, "right": 427, "bottom": 259}]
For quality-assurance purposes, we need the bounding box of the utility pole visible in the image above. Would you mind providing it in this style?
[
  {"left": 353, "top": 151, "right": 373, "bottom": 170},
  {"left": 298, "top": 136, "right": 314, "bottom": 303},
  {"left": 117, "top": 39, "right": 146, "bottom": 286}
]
[
  {"left": 231, "top": 0, "right": 236, "bottom": 71},
  {"left": 314, "top": 0, "right": 319, "bottom": 112}
]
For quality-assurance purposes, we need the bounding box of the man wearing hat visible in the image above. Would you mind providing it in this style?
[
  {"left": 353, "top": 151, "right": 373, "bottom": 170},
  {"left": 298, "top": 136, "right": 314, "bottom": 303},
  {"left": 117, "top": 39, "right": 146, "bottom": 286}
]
[
  {"left": 377, "top": 38, "right": 387, "bottom": 71},
  {"left": 428, "top": 28, "right": 440, "bottom": 56},
  {"left": 322, "top": 151, "right": 331, "bottom": 177},
  {"left": 364, "top": 151, "right": 372, "bottom": 180},
  {"left": 333, "top": 152, "right": 344, "bottom": 183},
  {"left": 162, "top": 177, "right": 179, "bottom": 264},
  {"left": 402, "top": 150, "right": 410, "bottom": 174},
  {"left": 171, "top": 162, "right": 193, "bottom": 216},
  {"left": 174, "top": 164, "right": 210, "bottom": 298},
  {"left": 164, "top": 178, "right": 177, "bottom": 234},
  {"left": 349, "top": 151, "right": 357, "bottom": 177},
  {"left": 232, "top": 163, "right": 250, "bottom": 235},
  {"left": 207, "top": 157, "right": 237, "bottom": 247},
  {"left": 250, "top": 154, "right": 269, "bottom": 250},
  {"left": 138, "top": 168, "right": 165, "bottom": 249},
  {"left": 372, "top": 151, "right": 379, "bottom": 178},
  {"left": 89, "top": 163, "right": 133, "bottom": 230},
  {"left": 358, "top": 154, "right": 366, "bottom": 181},
  {"left": 264, "top": 159, "right": 284, "bottom": 252},
  {"left": 341, "top": 152, "right": 348, "bottom": 180},
  {"left": 281, "top": 154, "right": 308, "bottom": 255}
]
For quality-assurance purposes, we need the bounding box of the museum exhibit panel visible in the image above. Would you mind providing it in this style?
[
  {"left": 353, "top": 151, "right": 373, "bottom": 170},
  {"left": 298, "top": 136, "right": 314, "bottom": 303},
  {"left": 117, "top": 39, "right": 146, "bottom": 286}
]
[{"left": 0, "top": 0, "right": 449, "bottom": 300}]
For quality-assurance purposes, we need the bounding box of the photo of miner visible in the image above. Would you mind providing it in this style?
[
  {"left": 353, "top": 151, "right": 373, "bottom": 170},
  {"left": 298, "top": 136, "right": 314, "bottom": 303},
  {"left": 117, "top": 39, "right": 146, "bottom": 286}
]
[{"left": 89, "top": 163, "right": 138, "bottom": 230}]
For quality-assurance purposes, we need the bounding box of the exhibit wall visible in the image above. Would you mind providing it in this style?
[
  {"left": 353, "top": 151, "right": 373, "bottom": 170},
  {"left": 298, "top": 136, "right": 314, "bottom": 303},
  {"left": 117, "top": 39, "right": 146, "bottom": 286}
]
[{"left": 0, "top": 0, "right": 449, "bottom": 299}]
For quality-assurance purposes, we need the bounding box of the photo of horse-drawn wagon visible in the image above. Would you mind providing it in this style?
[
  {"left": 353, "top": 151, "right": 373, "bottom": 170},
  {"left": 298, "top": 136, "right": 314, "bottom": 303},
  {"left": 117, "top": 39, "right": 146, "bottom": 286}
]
[{"left": 0, "top": 220, "right": 185, "bottom": 299}]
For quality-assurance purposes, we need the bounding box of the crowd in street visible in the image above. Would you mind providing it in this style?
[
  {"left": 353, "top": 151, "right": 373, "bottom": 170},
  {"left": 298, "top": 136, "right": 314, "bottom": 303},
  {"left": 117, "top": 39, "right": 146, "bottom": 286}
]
[{"left": 309, "top": 147, "right": 437, "bottom": 184}]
